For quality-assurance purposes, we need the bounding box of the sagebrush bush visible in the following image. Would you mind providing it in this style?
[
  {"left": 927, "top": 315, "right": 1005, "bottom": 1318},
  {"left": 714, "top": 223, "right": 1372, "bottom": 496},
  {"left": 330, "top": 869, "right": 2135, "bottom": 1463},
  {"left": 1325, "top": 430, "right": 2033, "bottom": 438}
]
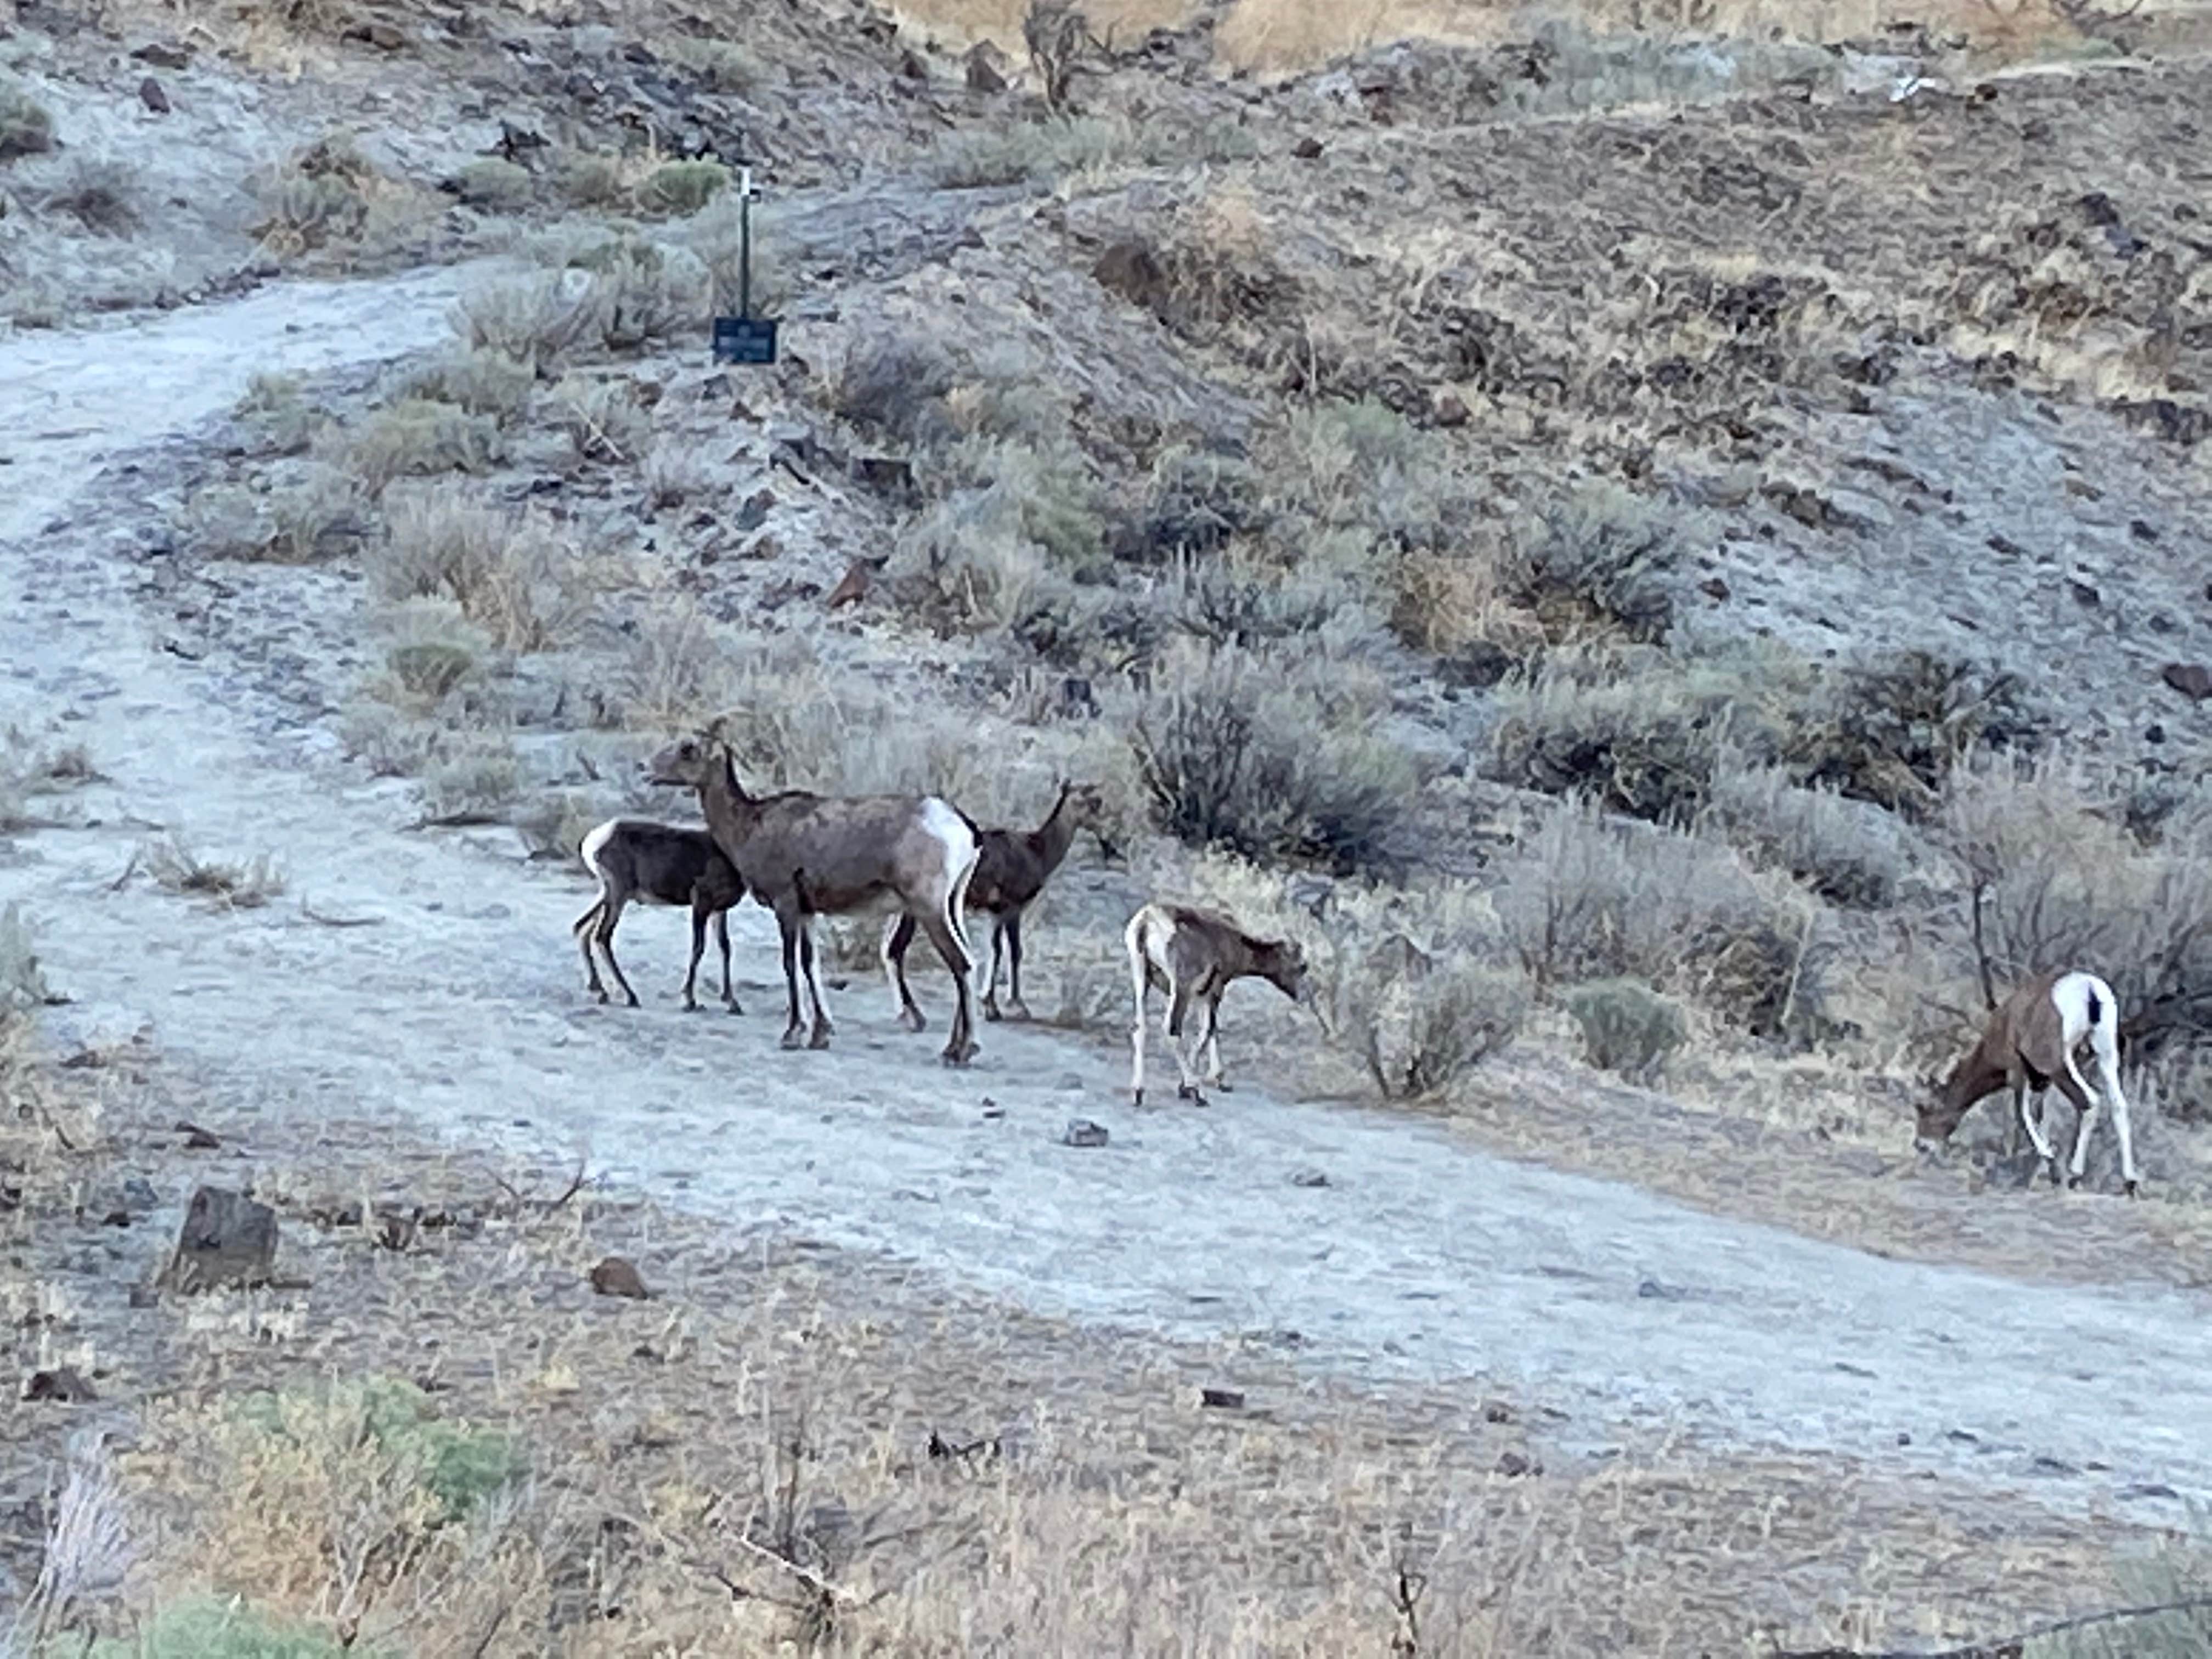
[
  {"left": 1942, "top": 755, "right": 2212, "bottom": 1064},
  {"left": 1705, "top": 758, "right": 1911, "bottom": 909},
  {"left": 253, "top": 134, "right": 414, "bottom": 259},
  {"left": 337, "top": 397, "right": 506, "bottom": 492},
  {"left": 185, "top": 468, "right": 368, "bottom": 564},
  {"left": 548, "top": 372, "right": 651, "bottom": 464},
  {"left": 0, "top": 75, "right": 56, "bottom": 162},
  {"left": 1494, "top": 798, "right": 1805, "bottom": 1032},
  {"left": 665, "top": 34, "right": 766, "bottom": 90},
  {"left": 421, "top": 743, "right": 523, "bottom": 820},
  {"left": 556, "top": 148, "right": 629, "bottom": 208},
  {"left": 929, "top": 115, "right": 1135, "bottom": 188},
  {"left": 1797, "top": 648, "right": 2044, "bottom": 817},
  {"left": 1, "top": 901, "right": 49, "bottom": 1013},
  {"left": 1516, "top": 478, "right": 1683, "bottom": 644},
  {"left": 233, "top": 373, "right": 325, "bottom": 455},
  {"left": 373, "top": 484, "right": 587, "bottom": 650},
  {"left": 43, "top": 156, "right": 140, "bottom": 234},
  {"left": 85, "top": 1599, "right": 363, "bottom": 1659},
  {"left": 456, "top": 242, "right": 703, "bottom": 366},
  {"left": 1128, "top": 640, "right": 1416, "bottom": 876},
  {"left": 1112, "top": 445, "right": 1266, "bottom": 563},
  {"left": 453, "top": 156, "right": 534, "bottom": 211},
  {"left": 1565, "top": 978, "right": 1688, "bottom": 1080},
  {"left": 615, "top": 603, "right": 736, "bottom": 731},
  {"left": 832, "top": 325, "right": 957, "bottom": 446},
  {"left": 639, "top": 159, "right": 730, "bottom": 216},
  {"left": 392, "top": 351, "right": 537, "bottom": 422},
  {"left": 1353, "top": 950, "right": 1528, "bottom": 1099}
]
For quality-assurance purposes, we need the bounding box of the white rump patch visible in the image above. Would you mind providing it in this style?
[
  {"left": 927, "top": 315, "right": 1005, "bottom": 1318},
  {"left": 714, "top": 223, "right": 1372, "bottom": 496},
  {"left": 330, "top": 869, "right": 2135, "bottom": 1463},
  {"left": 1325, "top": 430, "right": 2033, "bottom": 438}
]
[
  {"left": 2051, "top": 970, "right": 2115, "bottom": 1047},
  {"left": 579, "top": 819, "right": 619, "bottom": 878},
  {"left": 918, "top": 797, "right": 976, "bottom": 864}
]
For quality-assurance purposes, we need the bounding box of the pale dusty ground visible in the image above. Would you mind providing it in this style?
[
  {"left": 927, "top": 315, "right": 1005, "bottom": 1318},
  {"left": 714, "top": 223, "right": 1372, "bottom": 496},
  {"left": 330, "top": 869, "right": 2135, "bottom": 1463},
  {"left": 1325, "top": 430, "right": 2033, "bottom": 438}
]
[{"left": 4, "top": 269, "right": 2212, "bottom": 1534}]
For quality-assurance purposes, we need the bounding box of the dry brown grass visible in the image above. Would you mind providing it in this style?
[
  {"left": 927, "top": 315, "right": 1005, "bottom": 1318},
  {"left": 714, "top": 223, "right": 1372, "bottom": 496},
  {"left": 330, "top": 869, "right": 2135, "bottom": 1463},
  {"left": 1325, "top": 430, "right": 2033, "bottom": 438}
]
[
  {"left": 1, "top": 1056, "right": 2166, "bottom": 1659},
  {"left": 893, "top": 0, "right": 1190, "bottom": 52}
]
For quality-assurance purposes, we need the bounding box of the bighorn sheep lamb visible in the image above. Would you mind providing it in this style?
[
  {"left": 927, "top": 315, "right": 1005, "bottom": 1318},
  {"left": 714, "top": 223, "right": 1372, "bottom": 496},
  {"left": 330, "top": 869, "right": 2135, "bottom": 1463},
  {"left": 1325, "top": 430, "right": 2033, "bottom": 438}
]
[
  {"left": 881, "top": 780, "right": 1108, "bottom": 1026},
  {"left": 646, "top": 734, "right": 983, "bottom": 1064},
  {"left": 1126, "top": 901, "right": 1314, "bottom": 1107},
  {"left": 1916, "top": 968, "right": 2141, "bottom": 1197},
  {"left": 573, "top": 819, "right": 747, "bottom": 1013}
]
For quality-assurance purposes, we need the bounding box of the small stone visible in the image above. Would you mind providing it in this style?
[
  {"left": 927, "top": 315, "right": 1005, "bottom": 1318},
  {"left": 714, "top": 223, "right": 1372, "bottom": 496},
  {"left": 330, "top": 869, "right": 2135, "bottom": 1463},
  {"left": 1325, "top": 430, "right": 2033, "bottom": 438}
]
[
  {"left": 2131, "top": 517, "right": 2160, "bottom": 543},
  {"left": 23, "top": 1367, "right": 97, "bottom": 1404},
  {"left": 1062, "top": 1119, "right": 1109, "bottom": 1148},
  {"left": 1431, "top": 391, "right": 1469, "bottom": 427},
  {"left": 2069, "top": 579, "right": 2100, "bottom": 607},
  {"left": 589, "top": 1256, "right": 651, "bottom": 1300},
  {"left": 158, "top": 1186, "right": 277, "bottom": 1294},
  {"left": 132, "top": 41, "right": 192, "bottom": 67},
  {"left": 1482, "top": 1398, "right": 1516, "bottom": 1423},
  {"left": 2161, "top": 663, "right": 2212, "bottom": 702},
  {"left": 122, "top": 1177, "right": 160, "bottom": 1211},
  {"left": 1292, "top": 135, "right": 1324, "bottom": 159},
  {"left": 139, "top": 77, "right": 171, "bottom": 114},
  {"left": 347, "top": 18, "right": 409, "bottom": 49},
  {"left": 1199, "top": 1386, "right": 1245, "bottom": 1409},
  {"left": 899, "top": 48, "right": 928, "bottom": 78},
  {"left": 1493, "top": 1450, "right": 1540, "bottom": 1477},
  {"left": 1700, "top": 575, "right": 1731, "bottom": 601},
  {"left": 735, "top": 488, "right": 775, "bottom": 532},
  {"left": 1290, "top": 1169, "right": 1330, "bottom": 1188},
  {"left": 2147, "top": 724, "right": 2166, "bottom": 746},
  {"left": 175, "top": 1121, "right": 219, "bottom": 1150},
  {"left": 964, "top": 41, "right": 1009, "bottom": 93}
]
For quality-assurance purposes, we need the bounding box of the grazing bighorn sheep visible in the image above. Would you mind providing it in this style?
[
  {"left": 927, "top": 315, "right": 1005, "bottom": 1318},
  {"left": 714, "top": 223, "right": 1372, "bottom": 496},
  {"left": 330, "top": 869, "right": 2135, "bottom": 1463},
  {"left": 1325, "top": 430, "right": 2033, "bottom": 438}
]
[
  {"left": 880, "top": 780, "right": 1108, "bottom": 1026},
  {"left": 1126, "top": 901, "right": 1314, "bottom": 1107},
  {"left": 1916, "top": 968, "right": 2141, "bottom": 1197},
  {"left": 646, "top": 734, "right": 984, "bottom": 1064},
  {"left": 573, "top": 818, "right": 747, "bottom": 1012}
]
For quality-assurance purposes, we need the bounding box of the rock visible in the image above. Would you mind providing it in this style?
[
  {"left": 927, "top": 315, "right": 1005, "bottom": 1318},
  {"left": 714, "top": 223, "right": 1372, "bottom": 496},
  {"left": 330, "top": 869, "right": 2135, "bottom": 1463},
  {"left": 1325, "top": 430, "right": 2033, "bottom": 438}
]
[
  {"left": 1430, "top": 390, "right": 1469, "bottom": 427},
  {"left": 132, "top": 40, "right": 192, "bottom": 67},
  {"left": 1290, "top": 1169, "right": 1330, "bottom": 1188},
  {"left": 735, "top": 487, "right": 775, "bottom": 532},
  {"left": 122, "top": 1177, "right": 160, "bottom": 1211},
  {"left": 174, "top": 1120, "right": 219, "bottom": 1149},
  {"left": 2068, "top": 579, "right": 2100, "bottom": 607},
  {"left": 2131, "top": 517, "right": 2160, "bottom": 543},
  {"left": 1199, "top": 1386, "right": 1245, "bottom": 1410},
  {"left": 2161, "top": 663, "right": 2212, "bottom": 702},
  {"left": 138, "top": 76, "right": 170, "bottom": 114},
  {"left": 898, "top": 47, "right": 928, "bottom": 79},
  {"left": 589, "top": 1256, "right": 651, "bottom": 1300},
  {"left": 964, "top": 40, "right": 1010, "bottom": 93},
  {"left": 22, "top": 1367, "right": 97, "bottom": 1404},
  {"left": 851, "top": 454, "right": 917, "bottom": 499},
  {"left": 1482, "top": 1398, "right": 1516, "bottom": 1423},
  {"left": 157, "top": 1186, "right": 278, "bottom": 1294},
  {"left": 1437, "top": 640, "right": 1515, "bottom": 691},
  {"left": 2147, "top": 724, "right": 2166, "bottom": 746},
  {"left": 1493, "top": 1450, "right": 1541, "bottom": 1477},
  {"left": 1699, "top": 575, "right": 1731, "bottom": 602},
  {"left": 824, "top": 556, "right": 879, "bottom": 610},
  {"left": 1062, "top": 1119, "right": 1109, "bottom": 1148},
  {"left": 1292, "top": 135, "right": 1324, "bottom": 159},
  {"left": 1059, "top": 676, "right": 1098, "bottom": 718}
]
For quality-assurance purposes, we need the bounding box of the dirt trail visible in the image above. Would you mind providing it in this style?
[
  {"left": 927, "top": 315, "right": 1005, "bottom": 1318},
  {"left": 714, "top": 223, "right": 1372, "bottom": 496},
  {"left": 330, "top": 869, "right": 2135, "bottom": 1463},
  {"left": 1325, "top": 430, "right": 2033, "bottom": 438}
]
[{"left": 4, "top": 272, "right": 2211, "bottom": 1521}]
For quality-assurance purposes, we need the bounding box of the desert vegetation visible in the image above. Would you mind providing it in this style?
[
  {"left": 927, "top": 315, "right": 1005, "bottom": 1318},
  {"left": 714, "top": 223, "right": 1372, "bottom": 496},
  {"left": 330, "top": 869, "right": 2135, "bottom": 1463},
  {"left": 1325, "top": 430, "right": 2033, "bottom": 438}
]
[{"left": 6, "top": 0, "right": 2212, "bottom": 1649}]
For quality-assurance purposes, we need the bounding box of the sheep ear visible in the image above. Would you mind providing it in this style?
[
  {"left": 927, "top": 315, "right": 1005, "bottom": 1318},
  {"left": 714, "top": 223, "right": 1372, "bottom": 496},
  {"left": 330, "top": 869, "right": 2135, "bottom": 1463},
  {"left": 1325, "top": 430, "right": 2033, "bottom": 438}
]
[{"left": 701, "top": 714, "right": 727, "bottom": 744}]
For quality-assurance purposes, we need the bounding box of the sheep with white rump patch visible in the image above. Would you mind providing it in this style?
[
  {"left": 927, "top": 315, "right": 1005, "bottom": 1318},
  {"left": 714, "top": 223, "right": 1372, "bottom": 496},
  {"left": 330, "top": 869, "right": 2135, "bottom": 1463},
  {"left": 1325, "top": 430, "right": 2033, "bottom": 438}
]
[
  {"left": 1915, "top": 968, "right": 2142, "bottom": 1197},
  {"left": 1126, "top": 901, "right": 1317, "bottom": 1107}
]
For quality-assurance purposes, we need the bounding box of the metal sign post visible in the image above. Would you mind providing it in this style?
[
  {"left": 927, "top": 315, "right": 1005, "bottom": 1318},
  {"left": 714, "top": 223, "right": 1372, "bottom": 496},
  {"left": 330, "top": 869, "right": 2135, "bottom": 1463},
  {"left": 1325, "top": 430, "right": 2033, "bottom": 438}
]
[{"left": 712, "top": 165, "right": 778, "bottom": 365}]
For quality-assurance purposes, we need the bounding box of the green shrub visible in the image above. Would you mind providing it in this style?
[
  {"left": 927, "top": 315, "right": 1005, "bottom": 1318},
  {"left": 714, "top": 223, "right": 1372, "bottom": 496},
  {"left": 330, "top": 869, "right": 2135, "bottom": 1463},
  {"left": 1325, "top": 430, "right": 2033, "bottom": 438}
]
[
  {"left": 236, "top": 1376, "right": 522, "bottom": 1523},
  {"left": 1111, "top": 445, "right": 1265, "bottom": 563},
  {"left": 0, "top": 75, "right": 56, "bottom": 163},
  {"left": 1565, "top": 978, "right": 1688, "bottom": 1080},
  {"left": 556, "top": 148, "right": 628, "bottom": 208},
  {"left": 453, "top": 156, "right": 535, "bottom": 211},
  {"left": 86, "top": 1598, "right": 371, "bottom": 1659},
  {"left": 639, "top": 159, "right": 730, "bottom": 216}
]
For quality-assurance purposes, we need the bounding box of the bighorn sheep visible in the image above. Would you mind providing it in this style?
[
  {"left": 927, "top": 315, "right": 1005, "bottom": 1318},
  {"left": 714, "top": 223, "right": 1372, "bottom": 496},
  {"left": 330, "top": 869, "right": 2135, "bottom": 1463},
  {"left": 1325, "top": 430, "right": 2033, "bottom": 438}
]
[
  {"left": 881, "top": 780, "right": 1108, "bottom": 1025},
  {"left": 573, "top": 818, "right": 747, "bottom": 1012},
  {"left": 1126, "top": 901, "right": 1314, "bottom": 1107},
  {"left": 1916, "top": 969, "right": 2141, "bottom": 1197},
  {"left": 646, "top": 735, "right": 983, "bottom": 1064}
]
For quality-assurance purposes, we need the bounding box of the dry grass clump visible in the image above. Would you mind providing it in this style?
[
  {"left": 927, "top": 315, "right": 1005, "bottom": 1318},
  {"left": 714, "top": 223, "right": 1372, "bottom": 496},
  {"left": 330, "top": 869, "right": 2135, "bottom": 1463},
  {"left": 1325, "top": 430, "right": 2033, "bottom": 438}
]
[
  {"left": 928, "top": 114, "right": 1137, "bottom": 188},
  {"left": 233, "top": 373, "right": 328, "bottom": 456},
  {"left": 1, "top": 900, "right": 50, "bottom": 1013},
  {"left": 663, "top": 33, "right": 767, "bottom": 90},
  {"left": 831, "top": 324, "right": 959, "bottom": 446},
  {"left": 0, "top": 74, "right": 55, "bottom": 162},
  {"left": 183, "top": 467, "right": 370, "bottom": 565},
  {"left": 455, "top": 239, "right": 706, "bottom": 369},
  {"left": 1353, "top": 947, "right": 1529, "bottom": 1099},
  {"left": 613, "top": 602, "right": 737, "bottom": 731},
  {"left": 128, "top": 836, "right": 287, "bottom": 910},
  {"left": 1127, "top": 637, "right": 1418, "bottom": 877},
  {"left": 892, "top": 438, "right": 1108, "bottom": 646},
  {"left": 548, "top": 371, "right": 652, "bottom": 465},
  {"left": 2, "top": 726, "right": 99, "bottom": 834},
  {"left": 1704, "top": 758, "right": 1914, "bottom": 910},
  {"left": 419, "top": 739, "right": 524, "bottom": 821},
  {"left": 370, "top": 484, "right": 589, "bottom": 651},
  {"left": 455, "top": 269, "right": 606, "bottom": 368}
]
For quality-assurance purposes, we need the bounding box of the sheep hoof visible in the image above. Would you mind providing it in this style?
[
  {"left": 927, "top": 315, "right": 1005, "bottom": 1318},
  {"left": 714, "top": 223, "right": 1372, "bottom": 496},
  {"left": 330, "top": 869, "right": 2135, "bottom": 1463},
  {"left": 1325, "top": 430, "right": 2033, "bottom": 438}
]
[
  {"left": 1005, "top": 1000, "right": 1031, "bottom": 1023},
  {"left": 2065, "top": 1173, "right": 2083, "bottom": 1191},
  {"left": 939, "top": 1045, "right": 974, "bottom": 1068},
  {"left": 1131, "top": 1090, "right": 1145, "bottom": 1108},
  {"left": 2125, "top": 1180, "right": 2141, "bottom": 1199},
  {"left": 982, "top": 1002, "right": 1003, "bottom": 1023},
  {"left": 780, "top": 1027, "right": 807, "bottom": 1051},
  {"left": 809, "top": 1027, "right": 833, "bottom": 1051},
  {"left": 1176, "top": 1084, "right": 1209, "bottom": 1108},
  {"left": 899, "top": 1009, "right": 928, "bottom": 1034},
  {"left": 624, "top": 993, "right": 641, "bottom": 1008}
]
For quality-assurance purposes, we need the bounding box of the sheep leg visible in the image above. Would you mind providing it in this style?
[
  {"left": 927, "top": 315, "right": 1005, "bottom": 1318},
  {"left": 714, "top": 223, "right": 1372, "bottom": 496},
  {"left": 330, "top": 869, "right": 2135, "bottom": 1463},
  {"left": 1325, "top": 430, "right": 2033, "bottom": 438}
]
[
  {"left": 714, "top": 911, "right": 740, "bottom": 1013},
  {"left": 593, "top": 896, "right": 641, "bottom": 1008},
  {"left": 2087, "top": 1021, "right": 2140, "bottom": 1197},
  {"left": 2015, "top": 1079, "right": 2056, "bottom": 1176},
  {"left": 574, "top": 900, "right": 610, "bottom": 1002},
  {"left": 919, "top": 909, "right": 977, "bottom": 1065},
  {"left": 682, "top": 902, "right": 710, "bottom": 1011},
  {"left": 776, "top": 909, "right": 808, "bottom": 1049},
  {"left": 882, "top": 911, "right": 927, "bottom": 1032},
  {"left": 799, "top": 917, "right": 834, "bottom": 1049},
  {"left": 1128, "top": 935, "right": 1150, "bottom": 1108},
  {"left": 1199, "top": 990, "right": 1231, "bottom": 1090},
  {"left": 1002, "top": 912, "right": 1031, "bottom": 1023},
  {"left": 1167, "top": 980, "right": 1207, "bottom": 1104},
  {"left": 981, "top": 916, "right": 1006, "bottom": 1022}
]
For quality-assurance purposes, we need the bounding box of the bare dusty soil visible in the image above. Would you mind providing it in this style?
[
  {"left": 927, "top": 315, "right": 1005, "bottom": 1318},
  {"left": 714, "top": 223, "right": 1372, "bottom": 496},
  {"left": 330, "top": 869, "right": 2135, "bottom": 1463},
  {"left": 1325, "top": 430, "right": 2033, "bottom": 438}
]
[{"left": 5, "top": 272, "right": 2212, "bottom": 1551}]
